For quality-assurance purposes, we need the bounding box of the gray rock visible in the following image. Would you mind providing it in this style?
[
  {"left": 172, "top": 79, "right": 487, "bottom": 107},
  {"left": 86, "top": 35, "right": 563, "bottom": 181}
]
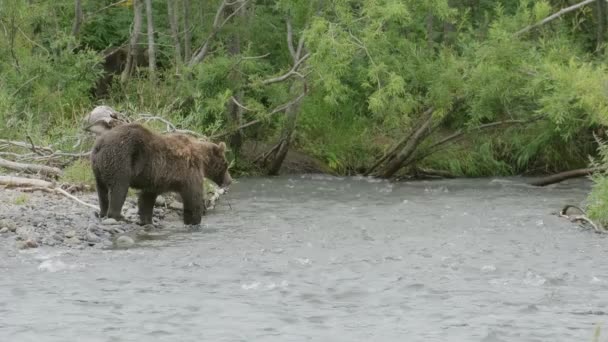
[
  {"left": 113, "top": 227, "right": 125, "bottom": 234},
  {"left": 101, "top": 218, "right": 119, "bottom": 225},
  {"left": 17, "top": 239, "right": 38, "bottom": 249},
  {"left": 0, "top": 227, "right": 9, "bottom": 234},
  {"left": 115, "top": 235, "right": 135, "bottom": 248},
  {"left": 102, "top": 225, "right": 115, "bottom": 233},
  {"left": 15, "top": 226, "right": 39, "bottom": 241},
  {"left": 65, "top": 237, "right": 81, "bottom": 246},
  {"left": 168, "top": 201, "right": 183, "bottom": 210},
  {"left": 0, "top": 219, "right": 17, "bottom": 232},
  {"left": 155, "top": 196, "right": 166, "bottom": 206},
  {"left": 86, "top": 232, "right": 101, "bottom": 243},
  {"left": 64, "top": 230, "right": 77, "bottom": 238}
]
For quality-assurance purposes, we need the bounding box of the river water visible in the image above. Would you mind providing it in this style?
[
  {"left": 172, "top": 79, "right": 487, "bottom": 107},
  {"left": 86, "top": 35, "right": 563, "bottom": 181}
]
[{"left": 1, "top": 175, "right": 607, "bottom": 341}]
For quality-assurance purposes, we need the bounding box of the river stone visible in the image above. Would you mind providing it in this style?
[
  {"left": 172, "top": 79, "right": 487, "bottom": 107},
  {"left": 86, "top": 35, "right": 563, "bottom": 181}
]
[
  {"left": 15, "top": 226, "right": 39, "bottom": 241},
  {"left": 155, "top": 196, "right": 166, "bottom": 206},
  {"left": 86, "top": 232, "right": 101, "bottom": 243},
  {"left": 65, "top": 237, "right": 81, "bottom": 246},
  {"left": 0, "top": 227, "right": 9, "bottom": 234},
  {"left": 17, "top": 239, "right": 39, "bottom": 249},
  {"left": 102, "top": 218, "right": 119, "bottom": 225},
  {"left": 65, "top": 230, "right": 77, "bottom": 238},
  {"left": 168, "top": 201, "right": 183, "bottom": 210},
  {"left": 115, "top": 235, "right": 135, "bottom": 248},
  {"left": 0, "top": 219, "right": 17, "bottom": 232}
]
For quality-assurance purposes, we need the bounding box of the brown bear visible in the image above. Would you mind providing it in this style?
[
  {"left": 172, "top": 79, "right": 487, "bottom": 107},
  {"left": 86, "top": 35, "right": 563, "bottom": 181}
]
[{"left": 90, "top": 123, "right": 232, "bottom": 225}]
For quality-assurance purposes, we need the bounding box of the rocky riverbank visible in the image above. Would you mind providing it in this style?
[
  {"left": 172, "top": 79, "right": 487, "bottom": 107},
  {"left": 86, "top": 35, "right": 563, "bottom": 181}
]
[{"left": 0, "top": 187, "right": 204, "bottom": 251}]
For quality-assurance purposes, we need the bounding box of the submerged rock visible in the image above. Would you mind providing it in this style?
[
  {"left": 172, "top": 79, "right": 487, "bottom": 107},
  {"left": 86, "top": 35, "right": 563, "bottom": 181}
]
[{"left": 115, "top": 235, "right": 135, "bottom": 248}]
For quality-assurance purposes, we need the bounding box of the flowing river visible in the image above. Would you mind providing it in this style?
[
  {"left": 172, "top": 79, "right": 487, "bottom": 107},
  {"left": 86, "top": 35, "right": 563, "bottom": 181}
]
[{"left": 1, "top": 175, "right": 606, "bottom": 341}]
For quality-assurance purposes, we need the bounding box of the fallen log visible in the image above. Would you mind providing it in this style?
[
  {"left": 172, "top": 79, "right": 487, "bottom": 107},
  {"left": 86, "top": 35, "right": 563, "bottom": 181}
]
[
  {"left": 529, "top": 167, "right": 600, "bottom": 186},
  {"left": 0, "top": 176, "right": 98, "bottom": 211},
  {"left": 0, "top": 157, "right": 63, "bottom": 178}
]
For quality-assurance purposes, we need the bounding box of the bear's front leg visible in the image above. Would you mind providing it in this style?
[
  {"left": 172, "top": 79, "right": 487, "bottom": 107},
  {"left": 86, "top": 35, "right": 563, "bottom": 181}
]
[
  {"left": 180, "top": 188, "right": 203, "bottom": 225},
  {"left": 137, "top": 191, "right": 158, "bottom": 225}
]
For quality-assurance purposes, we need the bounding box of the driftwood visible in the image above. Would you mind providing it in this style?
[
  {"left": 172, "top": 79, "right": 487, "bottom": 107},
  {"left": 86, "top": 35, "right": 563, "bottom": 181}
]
[
  {"left": 0, "top": 156, "right": 63, "bottom": 178},
  {"left": 0, "top": 176, "right": 98, "bottom": 211},
  {"left": 558, "top": 204, "right": 605, "bottom": 233},
  {"left": 530, "top": 167, "right": 600, "bottom": 186}
]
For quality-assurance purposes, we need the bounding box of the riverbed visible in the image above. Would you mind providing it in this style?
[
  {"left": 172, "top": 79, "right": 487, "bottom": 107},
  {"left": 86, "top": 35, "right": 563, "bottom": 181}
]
[{"left": 0, "top": 175, "right": 606, "bottom": 341}]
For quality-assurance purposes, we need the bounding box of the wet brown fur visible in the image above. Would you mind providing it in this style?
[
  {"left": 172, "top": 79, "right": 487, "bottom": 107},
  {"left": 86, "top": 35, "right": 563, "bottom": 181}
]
[{"left": 90, "top": 123, "right": 232, "bottom": 225}]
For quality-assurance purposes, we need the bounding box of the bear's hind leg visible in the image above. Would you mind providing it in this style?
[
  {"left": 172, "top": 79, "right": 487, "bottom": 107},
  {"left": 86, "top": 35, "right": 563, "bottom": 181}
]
[
  {"left": 107, "top": 183, "right": 129, "bottom": 221},
  {"left": 180, "top": 188, "right": 203, "bottom": 225},
  {"left": 95, "top": 178, "right": 109, "bottom": 218},
  {"left": 137, "top": 191, "right": 157, "bottom": 225}
]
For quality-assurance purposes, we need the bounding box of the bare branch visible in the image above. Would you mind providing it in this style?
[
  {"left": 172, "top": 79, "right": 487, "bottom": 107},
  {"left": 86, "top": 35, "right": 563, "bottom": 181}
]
[
  {"left": 0, "top": 176, "right": 98, "bottom": 211},
  {"left": 0, "top": 157, "right": 63, "bottom": 178},
  {"left": 10, "top": 75, "right": 40, "bottom": 97},
  {"left": 286, "top": 17, "right": 297, "bottom": 61},
  {"left": 241, "top": 53, "right": 271, "bottom": 60},
  {"left": 231, "top": 96, "right": 255, "bottom": 111},
  {"left": 515, "top": 0, "right": 596, "bottom": 36},
  {"left": 0, "top": 139, "right": 54, "bottom": 154},
  {"left": 212, "top": 91, "right": 307, "bottom": 139},
  {"left": 90, "top": 0, "right": 128, "bottom": 16},
  {"left": 261, "top": 53, "right": 310, "bottom": 85},
  {"left": 189, "top": 0, "right": 250, "bottom": 66}
]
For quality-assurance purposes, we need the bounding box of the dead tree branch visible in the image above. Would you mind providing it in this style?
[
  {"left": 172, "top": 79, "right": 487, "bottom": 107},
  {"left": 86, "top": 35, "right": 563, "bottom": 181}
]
[
  {"left": 365, "top": 107, "right": 435, "bottom": 176},
  {"left": 261, "top": 53, "right": 310, "bottom": 85},
  {"left": 379, "top": 108, "right": 436, "bottom": 178},
  {"left": 188, "top": 0, "right": 249, "bottom": 66},
  {"left": 558, "top": 204, "right": 606, "bottom": 233},
  {"left": 406, "top": 118, "right": 539, "bottom": 167},
  {"left": 516, "top": 0, "right": 597, "bottom": 36},
  {"left": 212, "top": 91, "right": 307, "bottom": 139},
  {"left": 0, "top": 176, "right": 98, "bottom": 211},
  {"left": 0, "top": 157, "right": 63, "bottom": 178},
  {"left": 530, "top": 167, "right": 602, "bottom": 186}
]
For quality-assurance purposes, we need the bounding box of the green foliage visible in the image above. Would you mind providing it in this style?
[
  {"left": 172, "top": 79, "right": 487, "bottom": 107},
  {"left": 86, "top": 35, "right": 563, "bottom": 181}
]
[
  {"left": 1, "top": 0, "right": 608, "bottom": 182},
  {"left": 587, "top": 139, "right": 608, "bottom": 227},
  {"left": 61, "top": 159, "right": 96, "bottom": 189}
]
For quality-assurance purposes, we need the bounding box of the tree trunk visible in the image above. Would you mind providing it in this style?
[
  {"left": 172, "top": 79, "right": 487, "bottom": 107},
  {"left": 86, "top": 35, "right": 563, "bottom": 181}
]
[
  {"left": 183, "top": 0, "right": 192, "bottom": 62},
  {"left": 167, "top": 0, "right": 182, "bottom": 65},
  {"left": 224, "top": 2, "right": 245, "bottom": 155},
  {"left": 529, "top": 167, "right": 600, "bottom": 186},
  {"left": 378, "top": 108, "right": 435, "bottom": 179},
  {"left": 121, "top": 0, "right": 144, "bottom": 83},
  {"left": 596, "top": 0, "right": 607, "bottom": 51},
  {"left": 266, "top": 82, "right": 304, "bottom": 175},
  {"left": 144, "top": 0, "right": 157, "bottom": 80},
  {"left": 70, "top": 0, "right": 83, "bottom": 48},
  {"left": 443, "top": 0, "right": 457, "bottom": 45},
  {"left": 426, "top": 13, "right": 434, "bottom": 48}
]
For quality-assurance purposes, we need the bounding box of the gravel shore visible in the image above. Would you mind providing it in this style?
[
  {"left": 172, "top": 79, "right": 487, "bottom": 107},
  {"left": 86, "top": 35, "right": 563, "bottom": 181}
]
[{"left": 0, "top": 187, "right": 191, "bottom": 251}]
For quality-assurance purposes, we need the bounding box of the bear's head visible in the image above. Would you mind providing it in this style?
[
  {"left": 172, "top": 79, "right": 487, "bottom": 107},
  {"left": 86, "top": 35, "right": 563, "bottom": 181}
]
[{"left": 199, "top": 141, "right": 232, "bottom": 188}]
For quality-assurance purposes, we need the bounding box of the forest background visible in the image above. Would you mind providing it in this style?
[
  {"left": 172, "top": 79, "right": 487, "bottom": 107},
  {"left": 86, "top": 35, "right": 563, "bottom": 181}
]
[{"left": 1, "top": 0, "right": 608, "bottom": 225}]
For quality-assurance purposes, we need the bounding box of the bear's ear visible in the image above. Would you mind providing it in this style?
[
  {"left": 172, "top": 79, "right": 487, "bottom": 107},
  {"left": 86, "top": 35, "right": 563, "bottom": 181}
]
[{"left": 218, "top": 141, "right": 227, "bottom": 153}]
